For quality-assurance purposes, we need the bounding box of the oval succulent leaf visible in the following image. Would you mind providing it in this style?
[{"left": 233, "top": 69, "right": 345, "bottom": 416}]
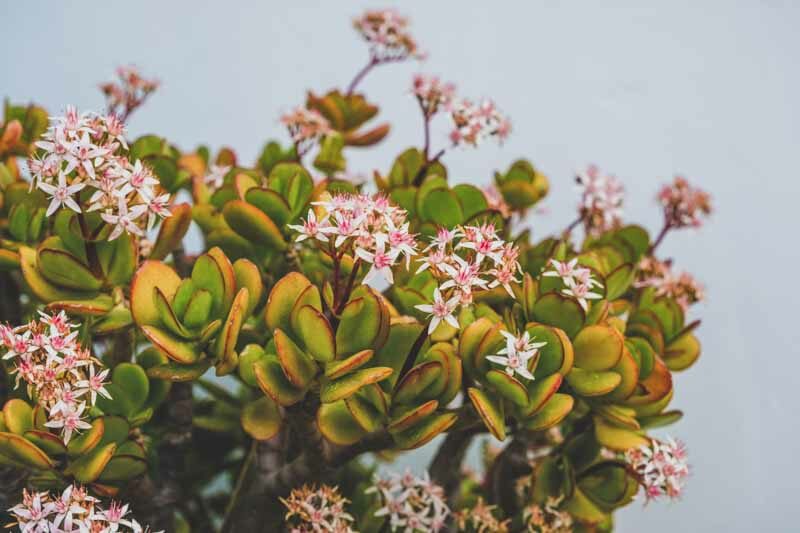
[
  {"left": 141, "top": 325, "right": 200, "bottom": 364},
  {"left": 254, "top": 357, "right": 306, "bottom": 406},
  {"left": 240, "top": 396, "right": 282, "bottom": 441},
  {"left": 130, "top": 261, "right": 182, "bottom": 327},
  {"left": 393, "top": 361, "right": 442, "bottom": 405},
  {"left": 486, "top": 369, "right": 529, "bottom": 407},
  {"left": 0, "top": 431, "right": 54, "bottom": 470},
  {"left": 392, "top": 412, "right": 458, "bottom": 450},
  {"left": 274, "top": 327, "right": 317, "bottom": 389},
  {"left": 566, "top": 368, "right": 622, "bottom": 397},
  {"left": 573, "top": 325, "right": 624, "bottom": 371},
  {"left": 320, "top": 367, "right": 393, "bottom": 403},
  {"left": 317, "top": 400, "right": 366, "bottom": 446},
  {"left": 38, "top": 248, "right": 103, "bottom": 291},
  {"left": 294, "top": 307, "right": 336, "bottom": 365},
  {"left": 524, "top": 393, "right": 574, "bottom": 431},
  {"left": 265, "top": 272, "right": 312, "bottom": 334},
  {"left": 325, "top": 349, "right": 373, "bottom": 379},
  {"left": 467, "top": 387, "right": 506, "bottom": 441},
  {"left": 222, "top": 200, "right": 287, "bottom": 250}
]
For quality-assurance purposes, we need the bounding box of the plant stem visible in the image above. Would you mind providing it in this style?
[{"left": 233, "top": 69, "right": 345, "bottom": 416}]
[
  {"left": 649, "top": 221, "right": 672, "bottom": 254},
  {"left": 393, "top": 321, "right": 430, "bottom": 389},
  {"left": 77, "top": 213, "right": 103, "bottom": 279},
  {"left": 562, "top": 216, "right": 583, "bottom": 238},
  {"left": 335, "top": 259, "right": 361, "bottom": 314},
  {"left": 412, "top": 147, "right": 446, "bottom": 187},
  {"left": 346, "top": 56, "right": 378, "bottom": 96},
  {"left": 260, "top": 431, "right": 393, "bottom": 497},
  {"left": 429, "top": 426, "right": 482, "bottom": 503},
  {"left": 220, "top": 434, "right": 289, "bottom": 533},
  {"left": 125, "top": 382, "right": 193, "bottom": 530},
  {"left": 418, "top": 97, "right": 431, "bottom": 160},
  {"left": 486, "top": 437, "right": 531, "bottom": 517}
]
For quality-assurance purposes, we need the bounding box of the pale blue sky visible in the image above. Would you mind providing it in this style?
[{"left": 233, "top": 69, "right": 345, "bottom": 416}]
[{"left": 2, "top": 1, "right": 798, "bottom": 530}]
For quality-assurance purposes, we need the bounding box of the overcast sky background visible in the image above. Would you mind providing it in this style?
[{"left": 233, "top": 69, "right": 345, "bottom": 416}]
[{"left": 2, "top": 1, "right": 798, "bottom": 530}]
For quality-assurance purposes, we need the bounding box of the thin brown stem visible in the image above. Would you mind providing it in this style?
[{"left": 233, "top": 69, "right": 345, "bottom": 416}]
[
  {"left": 429, "top": 426, "right": 482, "bottom": 503},
  {"left": 346, "top": 56, "right": 379, "bottom": 96},
  {"left": 649, "top": 221, "right": 672, "bottom": 254},
  {"left": 393, "top": 321, "right": 430, "bottom": 389},
  {"left": 335, "top": 259, "right": 361, "bottom": 314},
  {"left": 562, "top": 216, "right": 583, "bottom": 239},
  {"left": 412, "top": 147, "right": 447, "bottom": 187},
  {"left": 417, "top": 97, "right": 431, "bottom": 160},
  {"left": 77, "top": 213, "right": 103, "bottom": 279}
]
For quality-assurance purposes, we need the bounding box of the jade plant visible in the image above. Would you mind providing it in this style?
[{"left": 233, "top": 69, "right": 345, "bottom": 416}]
[{"left": 0, "top": 7, "right": 712, "bottom": 532}]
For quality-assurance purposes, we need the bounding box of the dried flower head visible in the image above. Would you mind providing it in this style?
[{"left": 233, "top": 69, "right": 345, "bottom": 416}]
[
  {"left": 28, "top": 106, "right": 171, "bottom": 240},
  {"left": 0, "top": 311, "right": 109, "bottom": 444},
  {"left": 354, "top": 9, "right": 425, "bottom": 62},
  {"left": 636, "top": 257, "right": 705, "bottom": 310},
  {"left": 7, "top": 484, "right": 162, "bottom": 532},
  {"left": 625, "top": 437, "right": 690, "bottom": 501},
  {"left": 449, "top": 98, "right": 511, "bottom": 147},
  {"left": 280, "top": 484, "right": 355, "bottom": 533},
  {"left": 454, "top": 498, "right": 509, "bottom": 533},
  {"left": 412, "top": 74, "right": 456, "bottom": 118},
  {"left": 290, "top": 193, "right": 419, "bottom": 287},
  {"left": 575, "top": 165, "right": 624, "bottom": 236},
  {"left": 542, "top": 258, "right": 603, "bottom": 311},
  {"left": 367, "top": 469, "right": 450, "bottom": 532},
  {"left": 100, "top": 65, "right": 159, "bottom": 119},
  {"left": 658, "top": 176, "right": 712, "bottom": 229},
  {"left": 280, "top": 107, "right": 332, "bottom": 156},
  {"left": 522, "top": 496, "right": 573, "bottom": 532}
]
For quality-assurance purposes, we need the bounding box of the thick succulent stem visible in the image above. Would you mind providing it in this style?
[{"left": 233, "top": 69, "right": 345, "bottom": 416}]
[
  {"left": 429, "top": 427, "right": 481, "bottom": 503},
  {"left": 220, "top": 433, "right": 289, "bottom": 533},
  {"left": 262, "top": 431, "right": 393, "bottom": 497},
  {"left": 0, "top": 272, "right": 21, "bottom": 324},
  {"left": 125, "top": 382, "right": 193, "bottom": 530},
  {"left": 486, "top": 437, "right": 531, "bottom": 518}
]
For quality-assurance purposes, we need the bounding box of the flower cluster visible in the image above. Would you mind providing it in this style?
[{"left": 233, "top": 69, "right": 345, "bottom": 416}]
[
  {"left": 453, "top": 498, "right": 509, "bottom": 533},
  {"left": 28, "top": 106, "right": 171, "bottom": 240},
  {"left": 412, "top": 74, "right": 456, "bottom": 118},
  {"left": 280, "top": 484, "right": 355, "bottom": 533},
  {"left": 280, "top": 107, "right": 332, "bottom": 156},
  {"left": 658, "top": 176, "right": 712, "bottom": 229},
  {"left": 415, "top": 224, "right": 521, "bottom": 332},
  {"left": 542, "top": 258, "right": 603, "bottom": 311},
  {"left": 575, "top": 165, "right": 624, "bottom": 236},
  {"left": 8, "top": 484, "right": 161, "bottom": 533},
  {"left": 486, "top": 330, "right": 547, "bottom": 382},
  {"left": 290, "top": 193, "right": 418, "bottom": 287},
  {"left": 449, "top": 98, "right": 511, "bottom": 147},
  {"left": 368, "top": 469, "right": 449, "bottom": 532},
  {"left": 625, "top": 437, "right": 690, "bottom": 501},
  {"left": 353, "top": 9, "right": 425, "bottom": 62},
  {"left": 100, "top": 65, "right": 159, "bottom": 119},
  {"left": 0, "top": 312, "right": 109, "bottom": 444},
  {"left": 522, "top": 496, "right": 574, "bottom": 533},
  {"left": 636, "top": 257, "right": 705, "bottom": 310}
]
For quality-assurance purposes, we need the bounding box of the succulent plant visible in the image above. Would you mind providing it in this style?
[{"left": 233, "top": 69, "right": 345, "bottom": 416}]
[{"left": 0, "top": 8, "right": 713, "bottom": 533}]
